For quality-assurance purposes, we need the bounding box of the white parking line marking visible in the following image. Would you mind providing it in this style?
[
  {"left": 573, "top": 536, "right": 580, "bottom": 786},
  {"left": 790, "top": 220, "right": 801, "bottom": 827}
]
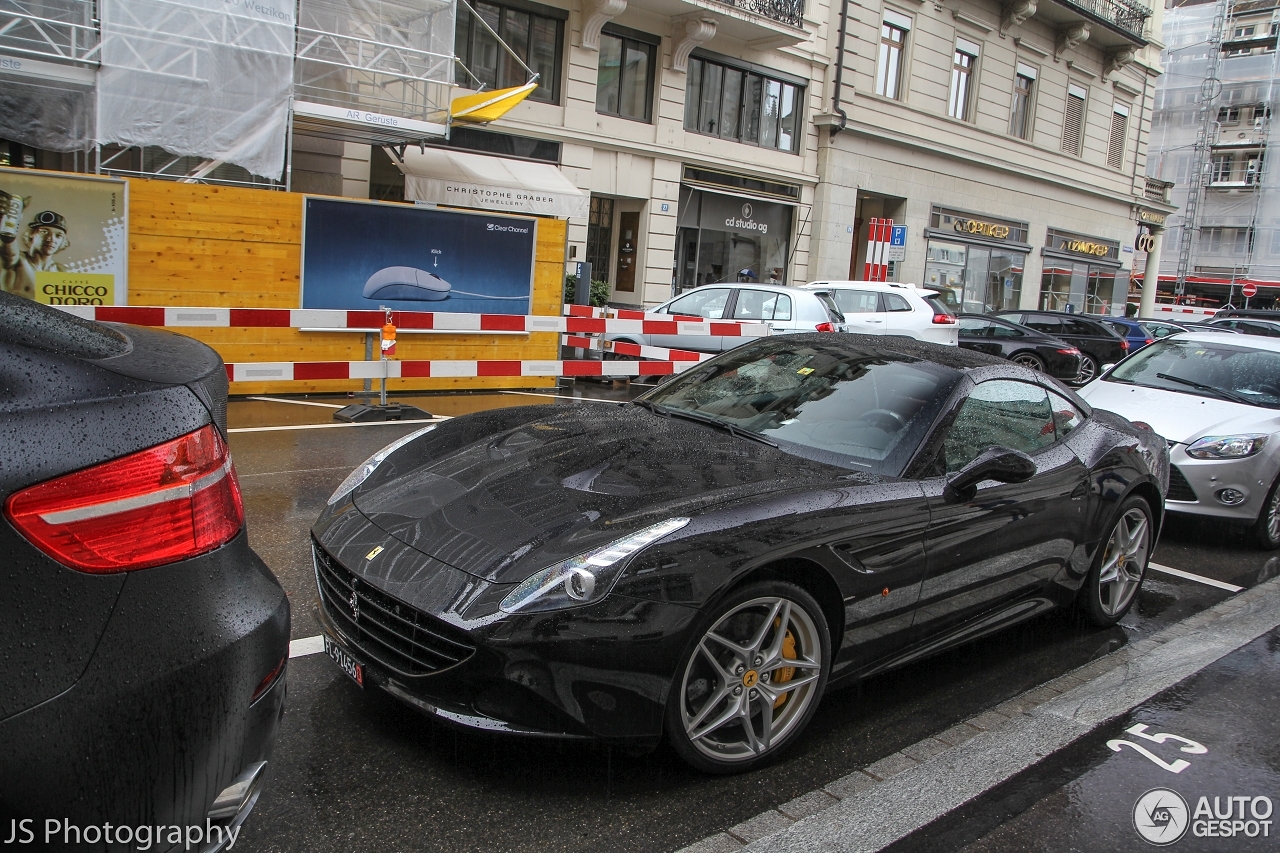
[
  {"left": 1148, "top": 562, "right": 1244, "bottom": 593},
  {"left": 289, "top": 635, "right": 325, "bottom": 658},
  {"left": 228, "top": 417, "right": 449, "bottom": 434},
  {"left": 247, "top": 396, "right": 346, "bottom": 409},
  {"left": 499, "top": 391, "right": 624, "bottom": 403}
]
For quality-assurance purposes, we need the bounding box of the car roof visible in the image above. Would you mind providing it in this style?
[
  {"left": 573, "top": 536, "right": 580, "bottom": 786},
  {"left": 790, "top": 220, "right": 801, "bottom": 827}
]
[
  {"left": 1158, "top": 331, "right": 1280, "bottom": 351},
  {"left": 803, "top": 281, "right": 921, "bottom": 292},
  {"left": 664, "top": 283, "right": 814, "bottom": 301},
  {"left": 1212, "top": 316, "right": 1280, "bottom": 326}
]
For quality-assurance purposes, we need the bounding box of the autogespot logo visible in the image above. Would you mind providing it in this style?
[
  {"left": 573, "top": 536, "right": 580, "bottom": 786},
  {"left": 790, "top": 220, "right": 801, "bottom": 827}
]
[{"left": 1134, "top": 788, "right": 1190, "bottom": 845}]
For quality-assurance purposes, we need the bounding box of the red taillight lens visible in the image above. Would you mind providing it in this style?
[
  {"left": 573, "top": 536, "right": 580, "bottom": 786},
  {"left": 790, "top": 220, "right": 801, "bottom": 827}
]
[
  {"left": 4, "top": 425, "right": 244, "bottom": 573},
  {"left": 1120, "top": 340, "right": 1130, "bottom": 351},
  {"left": 1144, "top": 338, "right": 1155, "bottom": 346},
  {"left": 816, "top": 322, "right": 836, "bottom": 332},
  {"left": 1057, "top": 348, "right": 1080, "bottom": 355},
  {"left": 250, "top": 657, "right": 287, "bottom": 705},
  {"left": 932, "top": 314, "right": 958, "bottom": 324}
]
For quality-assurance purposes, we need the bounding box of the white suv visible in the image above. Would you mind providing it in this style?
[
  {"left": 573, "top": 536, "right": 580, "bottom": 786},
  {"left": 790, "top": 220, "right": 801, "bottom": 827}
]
[{"left": 802, "top": 281, "right": 958, "bottom": 346}]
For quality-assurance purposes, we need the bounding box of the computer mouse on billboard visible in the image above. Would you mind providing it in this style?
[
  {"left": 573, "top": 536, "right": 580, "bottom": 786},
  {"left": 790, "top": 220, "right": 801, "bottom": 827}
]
[{"left": 362, "top": 266, "right": 452, "bottom": 301}]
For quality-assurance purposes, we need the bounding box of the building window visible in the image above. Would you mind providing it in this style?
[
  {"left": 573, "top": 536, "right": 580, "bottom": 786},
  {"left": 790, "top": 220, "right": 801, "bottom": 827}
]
[
  {"left": 1201, "top": 227, "right": 1223, "bottom": 252},
  {"left": 585, "top": 196, "right": 615, "bottom": 283},
  {"left": 1062, "top": 84, "right": 1087, "bottom": 156},
  {"left": 596, "top": 27, "right": 656, "bottom": 122},
  {"left": 1010, "top": 63, "right": 1036, "bottom": 139},
  {"left": 454, "top": 1, "right": 564, "bottom": 104},
  {"left": 684, "top": 55, "right": 804, "bottom": 153},
  {"left": 876, "top": 13, "right": 911, "bottom": 99},
  {"left": 1108, "top": 103, "right": 1129, "bottom": 169},
  {"left": 1211, "top": 153, "right": 1234, "bottom": 182},
  {"left": 949, "top": 39, "right": 979, "bottom": 120},
  {"left": 1219, "top": 105, "right": 1242, "bottom": 124}
]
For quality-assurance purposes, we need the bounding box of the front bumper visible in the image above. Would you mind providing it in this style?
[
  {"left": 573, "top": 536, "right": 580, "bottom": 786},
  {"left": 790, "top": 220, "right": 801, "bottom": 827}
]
[
  {"left": 0, "top": 534, "right": 290, "bottom": 840},
  {"left": 1164, "top": 445, "right": 1280, "bottom": 522},
  {"left": 310, "top": 531, "right": 699, "bottom": 743}
]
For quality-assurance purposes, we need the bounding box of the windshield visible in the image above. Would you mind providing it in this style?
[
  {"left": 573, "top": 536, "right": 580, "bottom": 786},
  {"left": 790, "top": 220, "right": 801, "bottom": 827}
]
[
  {"left": 1106, "top": 338, "right": 1280, "bottom": 409},
  {"left": 643, "top": 339, "right": 959, "bottom": 474}
]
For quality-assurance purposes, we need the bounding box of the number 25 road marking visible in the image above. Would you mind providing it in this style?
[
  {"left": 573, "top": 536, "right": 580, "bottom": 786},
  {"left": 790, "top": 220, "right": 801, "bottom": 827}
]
[{"left": 1107, "top": 723, "right": 1208, "bottom": 774}]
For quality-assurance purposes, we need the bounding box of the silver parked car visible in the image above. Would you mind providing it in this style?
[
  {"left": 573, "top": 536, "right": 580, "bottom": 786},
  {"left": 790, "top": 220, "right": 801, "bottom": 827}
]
[
  {"left": 605, "top": 284, "right": 846, "bottom": 354},
  {"left": 1079, "top": 332, "right": 1280, "bottom": 547}
]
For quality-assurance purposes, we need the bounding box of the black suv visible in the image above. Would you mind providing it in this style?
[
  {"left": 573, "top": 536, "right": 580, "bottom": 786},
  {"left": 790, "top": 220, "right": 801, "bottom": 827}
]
[{"left": 991, "top": 310, "right": 1129, "bottom": 383}]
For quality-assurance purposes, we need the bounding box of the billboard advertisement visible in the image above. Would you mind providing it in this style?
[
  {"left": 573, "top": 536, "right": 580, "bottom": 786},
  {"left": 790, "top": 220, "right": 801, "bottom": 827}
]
[
  {"left": 0, "top": 168, "right": 128, "bottom": 305},
  {"left": 301, "top": 198, "right": 535, "bottom": 315}
]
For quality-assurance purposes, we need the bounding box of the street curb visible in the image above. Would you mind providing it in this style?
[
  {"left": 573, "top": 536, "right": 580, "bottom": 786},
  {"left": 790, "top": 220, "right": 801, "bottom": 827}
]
[{"left": 674, "top": 575, "right": 1280, "bottom": 853}]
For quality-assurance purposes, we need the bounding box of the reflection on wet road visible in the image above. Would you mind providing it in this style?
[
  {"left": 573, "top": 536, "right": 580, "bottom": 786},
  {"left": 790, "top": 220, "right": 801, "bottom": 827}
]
[{"left": 225, "top": 387, "right": 1272, "bottom": 853}]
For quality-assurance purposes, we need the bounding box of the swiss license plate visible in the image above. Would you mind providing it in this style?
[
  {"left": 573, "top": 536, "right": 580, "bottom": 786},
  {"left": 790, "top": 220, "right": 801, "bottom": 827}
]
[{"left": 324, "top": 634, "right": 364, "bottom": 688}]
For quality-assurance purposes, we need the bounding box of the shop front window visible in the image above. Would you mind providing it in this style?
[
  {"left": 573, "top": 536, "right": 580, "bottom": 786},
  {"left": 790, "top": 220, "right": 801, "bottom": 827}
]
[
  {"left": 676, "top": 189, "right": 792, "bottom": 292},
  {"left": 924, "top": 240, "right": 1022, "bottom": 313},
  {"left": 1039, "top": 262, "right": 1120, "bottom": 314}
]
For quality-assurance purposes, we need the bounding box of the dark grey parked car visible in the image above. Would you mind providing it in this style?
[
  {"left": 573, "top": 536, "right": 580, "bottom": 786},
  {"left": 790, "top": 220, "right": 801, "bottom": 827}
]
[{"left": 0, "top": 293, "right": 289, "bottom": 842}]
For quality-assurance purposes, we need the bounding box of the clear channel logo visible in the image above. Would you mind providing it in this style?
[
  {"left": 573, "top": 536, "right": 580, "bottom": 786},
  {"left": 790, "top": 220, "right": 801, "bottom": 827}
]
[{"left": 1134, "top": 788, "right": 1190, "bottom": 846}]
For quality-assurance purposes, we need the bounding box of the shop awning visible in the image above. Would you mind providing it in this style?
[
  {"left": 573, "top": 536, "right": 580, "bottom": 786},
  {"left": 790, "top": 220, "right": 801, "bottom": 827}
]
[{"left": 397, "top": 148, "right": 589, "bottom": 219}]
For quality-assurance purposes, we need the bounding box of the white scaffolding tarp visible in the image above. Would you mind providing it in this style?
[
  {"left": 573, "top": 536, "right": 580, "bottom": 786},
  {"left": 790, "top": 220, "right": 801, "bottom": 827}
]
[
  {"left": 1148, "top": 4, "right": 1280, "bottom": 282},
  {"left": 96, "top": 0, "right": 295, "bottom": 179},
  {"left": 0, "top": 0, "right": 98, "bottom": 150}
]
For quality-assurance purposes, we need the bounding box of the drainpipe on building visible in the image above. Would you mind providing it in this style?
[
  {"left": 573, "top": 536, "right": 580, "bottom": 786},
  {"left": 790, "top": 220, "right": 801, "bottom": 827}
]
[{"left": 830, "top": 0, "right": 850, "bottom": 137}]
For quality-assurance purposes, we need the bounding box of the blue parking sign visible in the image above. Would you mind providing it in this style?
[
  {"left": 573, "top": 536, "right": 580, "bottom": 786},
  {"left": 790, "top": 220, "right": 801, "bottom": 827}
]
[{"left": 890, "top": 225, "right": 907, "bottom": 246}]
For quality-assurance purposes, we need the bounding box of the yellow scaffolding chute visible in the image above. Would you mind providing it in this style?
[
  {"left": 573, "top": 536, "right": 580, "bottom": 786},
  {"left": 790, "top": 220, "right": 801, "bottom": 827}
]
[{"left": 449, "top": 82, "right": 538, "bottom": 124}]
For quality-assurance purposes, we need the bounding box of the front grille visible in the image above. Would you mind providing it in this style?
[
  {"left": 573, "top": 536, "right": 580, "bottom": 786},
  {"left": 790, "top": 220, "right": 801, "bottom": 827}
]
[
  {"left": 313, "top": 540, "right": 475, "bottom": 676},
  {"left": 1168, "top": 465, "right": 1198, "bottom": 502}
]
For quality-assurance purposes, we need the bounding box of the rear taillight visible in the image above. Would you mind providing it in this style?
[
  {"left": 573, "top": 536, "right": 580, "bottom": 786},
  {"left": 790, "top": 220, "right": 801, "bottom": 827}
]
[
  {"left": 1120, "top": 340, "right": 1130, "bottom": 351},
  {"left": 932, "top": 314, "right": 958, "bottom": 324},
  {"left": 1144, "top": 338, "right": 1155, "bottom": 346},
  {"left": 250, "top": 657, "right": 287, "bottom": 705},
  {"left": 1057, "top": 348, "right": 1080, "bottom": 355},
  {"left": 4, "top": 425, "right": 244, "bottom": 573},
  {"left": 816, "top": 322, "right": 836, "bottom": 332}
]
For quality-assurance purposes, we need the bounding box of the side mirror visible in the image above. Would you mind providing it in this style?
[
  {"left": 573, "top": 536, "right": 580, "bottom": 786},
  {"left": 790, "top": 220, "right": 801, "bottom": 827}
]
[
  {"left": 945, "top": 446, "right": 1037, "bottom": 502},
  {"left": 1101, "top": 363, "right": 1116, "bottom": 372}
]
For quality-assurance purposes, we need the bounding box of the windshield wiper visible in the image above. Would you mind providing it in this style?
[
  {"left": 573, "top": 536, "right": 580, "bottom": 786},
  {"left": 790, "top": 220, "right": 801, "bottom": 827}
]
[
  {"left": 661, "top": 407, "right": 778, "bottom": 447},
  {"left": 632, "top": 398, "right": 668, "bottom": 417},
  {"left": 1155, "top": 373, "right": 1252, "bottom": 405}
]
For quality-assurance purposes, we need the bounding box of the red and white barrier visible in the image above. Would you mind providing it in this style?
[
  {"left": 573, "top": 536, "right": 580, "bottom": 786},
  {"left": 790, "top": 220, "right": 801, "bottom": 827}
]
[
  {"left": 1149, "top": 305, "right": 1219, "bottom": 318},
  {"left": 862, "top": 218, "right": 893, "bottom": 283},
  {"left": 225, "top": 359, "right": 699, "bottom": 382},
  {"left": 54, "top": 304, "right": 768, "bottom": 337},
  {"left": 561, "top": 334, "right": 710, "bottom": 362}
]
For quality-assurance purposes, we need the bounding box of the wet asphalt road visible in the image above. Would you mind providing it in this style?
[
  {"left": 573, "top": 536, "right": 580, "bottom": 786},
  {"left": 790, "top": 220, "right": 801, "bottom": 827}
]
[
  {"left": 225, "top": 385, "right": 1277, "bottom": 853},
  {"left": 887, "top": 629, "right": 1280, "bottom": 853}
]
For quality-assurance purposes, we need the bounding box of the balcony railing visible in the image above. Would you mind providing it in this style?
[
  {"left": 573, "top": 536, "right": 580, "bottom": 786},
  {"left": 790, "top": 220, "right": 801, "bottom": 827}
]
[
  {"left": 1058, "top": 0, "right": 1149, "bottom": 40},
  {"left": 711, "top": 0, "right": 805, "bottom": 29}
]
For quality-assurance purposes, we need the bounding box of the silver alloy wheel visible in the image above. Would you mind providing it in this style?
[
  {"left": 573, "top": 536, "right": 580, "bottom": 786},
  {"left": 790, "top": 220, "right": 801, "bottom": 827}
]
[
  {"left": 1097, "top": 507, "right": 1150, "bottom": 617},
  {"left": 1077, "top": 355, "right": 1098, "bottom": 384},
  {"left": 678, "top": 596, "right": 823, "bottom": 764},
  {"left": 1264, "top": 482, "right": 1280, "bottom": 544},
  {"left": 1012, "top": 353, "right": 1045, "bottom": 372}
]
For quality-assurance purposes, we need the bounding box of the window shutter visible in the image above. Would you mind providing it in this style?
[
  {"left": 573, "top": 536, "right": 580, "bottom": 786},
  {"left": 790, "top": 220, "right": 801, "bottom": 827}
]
[
  {"left": 1108, "top": 105, "right": 1129, "bottom": 169},
  {"left": 1062, "top": 86, "right": 1086, "bottom": 156}
]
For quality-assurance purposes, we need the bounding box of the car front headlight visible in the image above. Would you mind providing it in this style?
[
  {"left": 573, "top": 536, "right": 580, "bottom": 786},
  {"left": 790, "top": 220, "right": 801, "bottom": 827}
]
[
  {"left": 1186, "top": 434, "right": 1269, "bottom": 460},
  {"left": 499, "top": 517, "right": 690, "bottom": 614},
  {"left": 327, "top": 425, "right": 437, "bottom": 505}
]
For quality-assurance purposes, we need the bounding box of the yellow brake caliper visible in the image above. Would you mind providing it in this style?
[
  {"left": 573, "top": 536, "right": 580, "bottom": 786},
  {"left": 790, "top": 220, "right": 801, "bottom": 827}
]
[{"left": 772, "top": 617, "right": 796, "bottom": 709}]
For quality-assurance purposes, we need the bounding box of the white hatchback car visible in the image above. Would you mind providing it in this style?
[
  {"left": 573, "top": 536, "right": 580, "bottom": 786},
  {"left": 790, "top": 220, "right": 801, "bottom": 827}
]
[
  {"left": 801, "top": 281, "right": 959, "bottom": 346},
  {"left": 604, "top": 283, "right": 847, "bottom": 354},
  {"left": 1079, "top": 332, "right": 1280, "bottom": 548}
]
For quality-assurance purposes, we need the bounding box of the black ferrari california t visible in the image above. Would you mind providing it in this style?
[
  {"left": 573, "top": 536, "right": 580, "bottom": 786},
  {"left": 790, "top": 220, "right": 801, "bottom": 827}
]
[{"left": 312, "top": 334, "right": 1168, "bottom": 773}]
